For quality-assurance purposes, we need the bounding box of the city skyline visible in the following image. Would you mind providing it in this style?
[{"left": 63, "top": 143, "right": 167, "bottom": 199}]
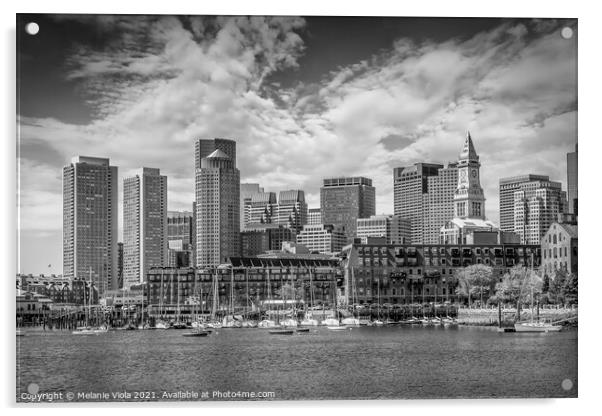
[{"left": 17, "top": 15, "right": 577, "bottom": 274}]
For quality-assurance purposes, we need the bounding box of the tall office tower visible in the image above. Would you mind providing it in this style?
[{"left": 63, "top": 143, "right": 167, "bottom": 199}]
[
  {"left": 393, "top": 163, "right": 442, "bottom": 244},
  {"left": 513, "top": 180, "right": 566, "bottom": 244},
  {"left": 167, "top": 210, "right": 194, "bottom": 267},
  {"left": 63, "top": 156, "right": 118, "bottom": 297},
  {"left": 195, "top": 138, "right": 240, "bottom": 267},
  {"left": 320, "top": 177, "right": 375, "bottom": 242},
  {"left": 308, "top": 207, "right": 322, "bottom": 225},
  {"left": 123, "top": 167, "right": 167, "bottom": 287},
  {"left": 246, "top": 191, "right": 277, "bottom": 227},
  {"left": 423, "top": 162, "right": 458, "bottom": 244},
  {"left": 276, "top": 190, "right": 308, "bottom": 232},
  {"left": 499, "top": 174, "right": 550, "bottom": 233},
  {"left": 240, "top": 183, "right": 264, "bottom": 230},
  {"left": 454, "top": 132, "right": 485, "bottom": 220},
  {"left": 191, "top": 201, "right": 196, "bottom": 267},
  {"left": 567, "top": 143, "right": 578, "bottom": 215}
]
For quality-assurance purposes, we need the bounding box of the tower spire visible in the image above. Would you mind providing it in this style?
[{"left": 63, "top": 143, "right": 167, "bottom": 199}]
[{"left": 459, "top": 129, "right": 478, "bottom": 161}]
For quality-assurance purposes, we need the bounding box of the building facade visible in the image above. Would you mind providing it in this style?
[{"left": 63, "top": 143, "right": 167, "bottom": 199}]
[
  {"left": 343, "top": 242, "right": 541, "bottom": 305},
  {"left": 356, "top": 214, "right": 411, "bottom": 245},
  {"left": 240, "top": 183, "right": 264, "bottom": 231},
  {"left": 117, "top": 242, "right": 123, "bottom": 289},
  {"left": 567, "top": 144, "right": 578, "bottom": 215},
  {"left": 123, "top": 168, "right": 168, "bottom": 287},
  {"left": 296, "top": 224, "right": 347, "bottom": 254},
  {"left": 513, "top": 180, "right": 566, "bottom": 244},
  {"left": 276, "top": 190, "right": 308, "bottom": 232},
  {"left": 63, "top": 156, "right": 118, "bottom": 297},
  {"left": 308, "top": 208, "right": 321, "bottom": 225},
  {"left": 321, "top": 177, "right": 375, "bottom": 242},
  {"left": 393, "top": 163, "right": 442, "bottom": 244},
  {"left": 241, "top": 224, "right": 296, "bottom": 256},
  {"left": 245, "top": 191, "right": 278, "bottom": 227},
  {"left": 541, "top": 222, "right": 577, "bottom": 276},
  {"left": 195, "top": 139, "right": 241, "bottom": 267},
  {"left": 499, "top": 174, "right": 551, "bottom": 233},
  {"left": 167, "top": 210, "right": 195, "bottom": 268},
  {"left": 423, "top": 163, "right": 458, "bottom": 244}
]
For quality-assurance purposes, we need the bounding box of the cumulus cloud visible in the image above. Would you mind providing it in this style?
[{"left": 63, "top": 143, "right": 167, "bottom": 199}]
[{"left": 18, "top": 16, "right": 577, "bottom": 273}]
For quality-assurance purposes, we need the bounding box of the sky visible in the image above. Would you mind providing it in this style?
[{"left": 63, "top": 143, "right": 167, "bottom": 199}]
[{"left": 16, "top": 15, "right": 577, "bottom": 275}]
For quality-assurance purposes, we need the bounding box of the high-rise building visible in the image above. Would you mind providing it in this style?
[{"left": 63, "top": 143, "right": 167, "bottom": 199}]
[
  {"left": 441, "top": 132, "right": 500, "bottom": 245},
  {"left": 240, "top": 183, "right": 264, "bottom": 230},
  {"left": 63, "top": 156, "right": 118, "bottom": 297},
  {"left": 123, "top": 167, "right": 167, "bottom": 287},
  {"left": 499, "top": 174, "right": 550, "bottom": 233},
  {"left": 240, "top": 223, "right": 296, "bottom": 256},
  {"left": 167, "top": 210, "right": 194, "bottom": 268},
  {"left": 356, "top": 214, "right": 411, "bottom": 244},
  {"left": 567, "top": 144, "right": 578, "bottom": 215},
  {"left": 320, "top": 177, "right": 375, "bottom": 241},
  {"left": 423, "top": 163, "right": 458, "bottom": 244},
  {"left": 276, "top": 190, "right": 308, "bottom": 232},
  {"left": 195, "top": 138, "right": 240, "bottom": 266},
  {"left": 246, "top": 191, "right": 278, "bottom": 227},
  {"left": 393, "top": 163, "right": 442, "bottom": 244},
  {"left": 308, "top": 208, "right": 321, "bottom": 225},
  {"left": 296, "top": 224, "right": 346, "bottom": 254},
  {"left": 513, "top": 180, "right": 566, "bottom": 244}
]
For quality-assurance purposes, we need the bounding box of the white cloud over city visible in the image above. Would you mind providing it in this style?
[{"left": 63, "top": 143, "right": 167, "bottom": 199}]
[{"left": 17, "top": 16, "right": 577, "bottom": 273}]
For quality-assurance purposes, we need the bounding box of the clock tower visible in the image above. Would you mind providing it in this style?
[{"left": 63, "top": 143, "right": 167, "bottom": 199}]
[{"left": 454, "top": 131, "right": 485, "bottom": 219}]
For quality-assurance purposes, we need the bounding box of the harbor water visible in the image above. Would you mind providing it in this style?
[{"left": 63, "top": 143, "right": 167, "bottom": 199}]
[{"left": 16, "top": 326, "right": 577, "bottom": 401}]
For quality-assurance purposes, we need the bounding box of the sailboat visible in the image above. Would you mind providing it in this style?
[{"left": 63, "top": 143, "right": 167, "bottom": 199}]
[
  {"left": 341, "top": 261, "right": 360, "bottom": 327},
  {"left": 372, "top": 279, "right": 384, "bottom": 326},
  {"left": 73, "top": 268, "right": 108, "bottom": 334},
  {"left": 259, "top": 268, "right": 278, "bottom": 328},
  {"left": 301, "top": 269, "right": 319, "bottom": 326},
  {"left": 326, "top": 272, "right": 349, "bottom": 331},
  {"left": 514, "top": 255, "right": 562, "bottom": 333}
]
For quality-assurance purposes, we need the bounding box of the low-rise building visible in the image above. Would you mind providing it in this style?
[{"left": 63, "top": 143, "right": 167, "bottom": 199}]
[
  {"left": 541, "top": 222, "right": 578, "bottom": 276},
  {"left": 296, "top": 224, "right": 347, "bottom": 254}
]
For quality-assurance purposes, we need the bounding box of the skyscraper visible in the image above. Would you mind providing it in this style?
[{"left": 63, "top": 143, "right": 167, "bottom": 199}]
[
  {"left": 167, "top": 210, "right": 194, "bottom": 268},
  {"left": 246, "top": 191, "right": 278, "bottom": 227},
  {"left": 195, "top": 138, "right": 240, "bottom": 267},
  {"left": 567, "top": 143, "right": 578, "bottom": 215},
  {"left": 63, "top": 156, "right": 118, "bottom": 297},
  {"left": 320, "top": 177, "right": 375, "bottom": 241},
  {"left": 499, "top": 174, "right": 550, "bottom": 233},
  {"left": 240, "top": 183, "right": 264, "bottom": 231},
  {"left": 393, "top": 163, "right": 442, "bottom": 244},
  {"left": 276, "top": 190, "right": 308, "bottom": 232},
  {"left": 423, "top": 163, "right": 458, "bottom": 244},
  {"left": 513, "top": 180, "right": 566, "bottom": 244},
  {"left": 123, "top": 167, "right": 167, "bottom": 287}
]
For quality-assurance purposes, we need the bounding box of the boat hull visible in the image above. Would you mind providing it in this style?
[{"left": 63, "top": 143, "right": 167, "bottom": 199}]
[{"left": 514, "top": 323, "right": 562, "bottom": 333}]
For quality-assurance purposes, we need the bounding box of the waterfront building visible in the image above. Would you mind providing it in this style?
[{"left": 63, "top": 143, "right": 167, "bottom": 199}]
[
  {"left": 513, "top": 181, "right": 566, "bottom": 244},
  {"left": 341, "top": 241, "right": 541, "bottom": 305},
  {"left": 393, "top": 163, "right": 442, "bottom": 244},
  {"left": 145, "top": 259, "right": 341, "bottom": 318},
  {"left": 424, "top": 163, "right": 458, "bottom": 244},
  {"left": 240, "top": 183, "right": 264, "bottom": 230},
  {"left": 240, "top": 223, "right": 296, "bottom": 256},
  {"left": 499, "top": 174, "right": 551, "bottom": 233},
  {"left": 62, "top": 156, "right": 118, "bottom": 297},
  {"left": 321, "top": 177, "right": 375, "bottom": 242},
  {"left": 567, "top": 144, "right": 578, "bottom": 215},
  {"left": 167, "top": 210, "right": 195, "bottom": 268},
  {"left": 123, "top": 168, "right": 168, "bottom": 288},
  {"left": 296, "top": 224, "right": 347, "bottom": 254},
  {"left": 17, "top": 274, "right": 98, "bottom": 306},
  {"left": 195, "top": 138, "right": 241, "bottom": 267},
  {"left": 356, "top": 214, "right": 411, "bottom": 245},
  {"left": 308, "top": 207, "right": 321, "bottom": 225},
  {"left": 541, "top": 221, "right": 578, "bottom": 276}
]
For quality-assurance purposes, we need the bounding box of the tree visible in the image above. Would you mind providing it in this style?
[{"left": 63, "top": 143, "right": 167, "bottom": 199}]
[
  {"left": 563, "top": 273, "right": 578, "bottom": 306},
  {"left": 454, "top": 264, "right": 495, "bottom": 307},
  {"left": 549, "top": 269, "right": 568, "bottom": 305},
  {"left": 494, "top": 265, "right": 542, "bottom": 308}
]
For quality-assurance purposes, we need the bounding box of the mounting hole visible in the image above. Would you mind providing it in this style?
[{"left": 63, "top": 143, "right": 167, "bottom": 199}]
[
  {"left": 25, "top": 22, "right": 39, "bottom": 35},
  {"left": 561, "top": 378, "right": 573, "bottom": 391},
  {"left": 561, "top": 27, "right": 573, "bottom": 39}
]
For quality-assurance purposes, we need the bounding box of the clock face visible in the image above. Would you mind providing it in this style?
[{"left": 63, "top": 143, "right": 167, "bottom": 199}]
[{"left": 471, "top": 169, "right": 477, "bottom": 178}]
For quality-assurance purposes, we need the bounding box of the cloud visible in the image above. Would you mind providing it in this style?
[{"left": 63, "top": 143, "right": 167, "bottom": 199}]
[{"left": 18, "top": 16, "right": 577, "bottom": 264}]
